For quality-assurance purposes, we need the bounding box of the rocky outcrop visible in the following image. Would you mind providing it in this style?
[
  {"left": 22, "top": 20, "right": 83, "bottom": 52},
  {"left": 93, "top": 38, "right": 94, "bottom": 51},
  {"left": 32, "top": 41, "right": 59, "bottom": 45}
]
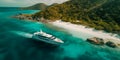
[
  {"left": 87, "top": 37, "right": 104, "bottom": 45},
  {"left": 12, "top": 13, "right": 53, "bottom": 23},
  {"left": 12, "top": 13, "right": 32, "bottom": 20},
  {"left": 87, "top": 37, "right": 118, "bottom": 48},
  {"left": 106, "top": 41, "right": 117, "bottom": 48}
]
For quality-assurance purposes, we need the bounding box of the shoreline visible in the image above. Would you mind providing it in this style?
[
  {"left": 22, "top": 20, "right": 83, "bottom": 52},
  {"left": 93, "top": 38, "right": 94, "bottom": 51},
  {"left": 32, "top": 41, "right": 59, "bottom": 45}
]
[
  {"left": 50, "top": 20, "right": 120, "bottom": 45},
  {"left": 12, "top": 14, "right": 55, "bottom": 23},
  {"left": 12, "top": 14, "right": 120, "bottom": 47}
]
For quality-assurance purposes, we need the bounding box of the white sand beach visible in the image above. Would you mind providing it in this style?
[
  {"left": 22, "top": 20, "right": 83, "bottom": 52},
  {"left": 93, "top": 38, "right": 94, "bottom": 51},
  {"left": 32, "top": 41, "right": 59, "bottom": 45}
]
[{"left": 51, "top": 20, "right": 120, "bottom": 44}]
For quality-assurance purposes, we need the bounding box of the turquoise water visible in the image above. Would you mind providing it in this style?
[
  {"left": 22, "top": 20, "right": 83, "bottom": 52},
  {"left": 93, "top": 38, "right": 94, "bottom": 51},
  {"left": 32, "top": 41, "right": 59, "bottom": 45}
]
[{"left": 0, "top": 7, "right": 120, "bottom": 60}]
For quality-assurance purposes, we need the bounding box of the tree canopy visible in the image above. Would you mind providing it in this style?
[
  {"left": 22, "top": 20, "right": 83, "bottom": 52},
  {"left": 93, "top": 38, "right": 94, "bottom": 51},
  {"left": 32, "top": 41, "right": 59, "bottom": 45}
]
[{"left": 33, "top": 0, "right": 120, "bottom": 34}]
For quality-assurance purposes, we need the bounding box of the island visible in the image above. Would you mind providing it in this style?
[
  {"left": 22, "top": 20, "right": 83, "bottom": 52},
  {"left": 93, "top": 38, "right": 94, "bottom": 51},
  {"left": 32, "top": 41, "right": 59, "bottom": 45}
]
[
  {"left": 33, "top": 0, "right": 120, "bottom": 35},
  {"left": 13, "top": 0, "right": 120, "bottom": 48},
  {"left": 20, "top": 3, "right": 48, "bottom": 10}
]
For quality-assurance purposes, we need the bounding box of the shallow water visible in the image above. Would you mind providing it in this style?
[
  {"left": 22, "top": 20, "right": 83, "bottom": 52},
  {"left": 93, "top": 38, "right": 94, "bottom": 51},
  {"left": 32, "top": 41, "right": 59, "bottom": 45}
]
[{"left": 0, "top": 7, "right": 120, "bottom": 60}]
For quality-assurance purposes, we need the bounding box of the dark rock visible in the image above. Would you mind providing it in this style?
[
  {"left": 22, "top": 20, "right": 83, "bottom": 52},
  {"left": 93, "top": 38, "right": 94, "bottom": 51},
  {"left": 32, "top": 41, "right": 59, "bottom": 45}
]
[
  {"left": 106, "top": 41, "right": 117, "bottom": 48},
  {"left": 87, "top": 37, "right": 104, "bottom": 45}
]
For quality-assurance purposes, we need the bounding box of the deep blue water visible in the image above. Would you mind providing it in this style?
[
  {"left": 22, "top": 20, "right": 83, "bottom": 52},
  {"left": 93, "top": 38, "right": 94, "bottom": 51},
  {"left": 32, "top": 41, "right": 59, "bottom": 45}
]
[{"left": 0, "top": 7, "right": 120, "bottom": 60}]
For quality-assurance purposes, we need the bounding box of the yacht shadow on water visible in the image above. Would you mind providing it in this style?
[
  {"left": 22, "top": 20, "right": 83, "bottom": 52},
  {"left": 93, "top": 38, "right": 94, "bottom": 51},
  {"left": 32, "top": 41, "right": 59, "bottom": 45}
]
[{"left": 27, "top": 38, "right": 63, "bottom": 51}]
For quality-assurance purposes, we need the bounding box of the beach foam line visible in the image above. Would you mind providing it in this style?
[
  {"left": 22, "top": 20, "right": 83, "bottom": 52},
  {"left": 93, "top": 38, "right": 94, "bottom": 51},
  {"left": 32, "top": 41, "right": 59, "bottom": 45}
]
[{"left": 51, "top": 20, "right": 120, "bottom": 44}]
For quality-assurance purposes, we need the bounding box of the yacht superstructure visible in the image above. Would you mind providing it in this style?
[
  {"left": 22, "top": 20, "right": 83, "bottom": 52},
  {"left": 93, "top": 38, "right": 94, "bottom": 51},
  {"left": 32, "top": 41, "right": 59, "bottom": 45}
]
[{"left": 32, "top": 30, "right": 64, "bottom": 45}]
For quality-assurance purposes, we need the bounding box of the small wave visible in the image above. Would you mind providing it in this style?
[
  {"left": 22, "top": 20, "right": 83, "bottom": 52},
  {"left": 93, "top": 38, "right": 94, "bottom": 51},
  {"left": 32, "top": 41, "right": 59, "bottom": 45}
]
[{"left": 10, "top": 31, "right": 33, "bottom": 38}]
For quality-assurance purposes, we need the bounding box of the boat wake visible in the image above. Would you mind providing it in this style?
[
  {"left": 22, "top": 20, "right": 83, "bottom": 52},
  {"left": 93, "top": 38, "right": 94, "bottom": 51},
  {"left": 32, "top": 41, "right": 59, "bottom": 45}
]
[{"left": 10, "top": 31, "right": 33, "bottom": 38}]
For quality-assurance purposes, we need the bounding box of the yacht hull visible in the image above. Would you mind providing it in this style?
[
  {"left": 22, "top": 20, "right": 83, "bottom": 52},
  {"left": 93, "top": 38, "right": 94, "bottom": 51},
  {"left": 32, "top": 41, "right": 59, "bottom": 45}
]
[{"left": 32, "top": 35, "right": 62, "bottom": 45}]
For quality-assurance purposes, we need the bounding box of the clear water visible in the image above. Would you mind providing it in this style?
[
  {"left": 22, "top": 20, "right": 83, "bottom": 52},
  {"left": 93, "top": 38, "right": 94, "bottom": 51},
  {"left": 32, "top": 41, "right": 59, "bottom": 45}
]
[{"left": 0, "top": 7, "right": 120, "bottom": 60}]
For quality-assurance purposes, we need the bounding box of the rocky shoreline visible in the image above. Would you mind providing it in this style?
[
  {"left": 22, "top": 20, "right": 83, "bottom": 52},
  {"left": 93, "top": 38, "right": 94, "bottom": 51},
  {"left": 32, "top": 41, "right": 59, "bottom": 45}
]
[
  {"left": 12, "top": 13, "right": 54, "bottom": 23},
  {"left": 51, "top": 21, "right": 120, "bottom": 48},
  {"left": 87, "top": 37, "right": 118, "bottom": 48}
]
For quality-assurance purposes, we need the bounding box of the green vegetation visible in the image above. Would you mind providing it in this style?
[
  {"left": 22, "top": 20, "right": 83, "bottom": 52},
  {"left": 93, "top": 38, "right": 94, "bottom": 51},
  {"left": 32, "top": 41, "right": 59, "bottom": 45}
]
[
  {"left": 33, "top": 0, "right": 120, "bottom": 34},
  {"left": 21, "top": 3, "right": 48, "bottom": 10}
]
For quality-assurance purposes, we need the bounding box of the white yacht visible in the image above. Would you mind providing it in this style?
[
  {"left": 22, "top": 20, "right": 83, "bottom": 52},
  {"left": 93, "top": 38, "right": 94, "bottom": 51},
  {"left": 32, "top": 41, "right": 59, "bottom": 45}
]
[{"left": 32, "top": 30, "right": 64, "bottom": 45}]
